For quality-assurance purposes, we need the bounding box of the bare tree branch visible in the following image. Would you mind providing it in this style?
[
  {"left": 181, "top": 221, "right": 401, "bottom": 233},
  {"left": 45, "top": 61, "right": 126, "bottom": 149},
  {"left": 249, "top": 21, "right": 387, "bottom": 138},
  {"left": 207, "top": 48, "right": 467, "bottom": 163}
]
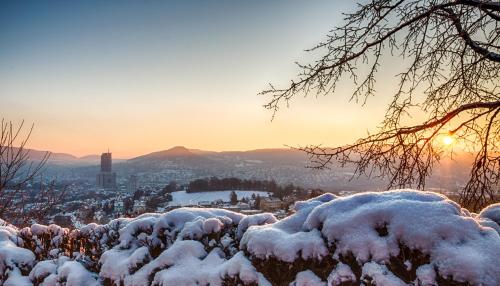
[
  {"left": 0, "top": 119, "right": 64, "bottom": 225},
  {"left": 262, "top": 0, "right": 500, "bottom": 211}
]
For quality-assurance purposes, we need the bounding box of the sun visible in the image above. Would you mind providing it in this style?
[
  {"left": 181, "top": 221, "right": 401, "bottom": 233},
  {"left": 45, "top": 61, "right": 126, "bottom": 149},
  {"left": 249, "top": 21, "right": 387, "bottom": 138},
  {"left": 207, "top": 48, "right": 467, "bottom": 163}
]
[{"left": 442, "top": 135, "right": 455, "bottom": 146}]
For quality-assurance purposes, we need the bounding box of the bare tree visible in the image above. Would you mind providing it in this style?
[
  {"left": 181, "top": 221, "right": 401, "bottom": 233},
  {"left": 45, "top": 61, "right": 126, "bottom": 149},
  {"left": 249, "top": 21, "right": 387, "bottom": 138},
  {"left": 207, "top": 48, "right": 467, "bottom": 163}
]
[
  {"left": 261, "top": 0, "right": 499, "bottom": 211},
  {"left": 0, "top": 119, "right": 63, "bottom": 225}
]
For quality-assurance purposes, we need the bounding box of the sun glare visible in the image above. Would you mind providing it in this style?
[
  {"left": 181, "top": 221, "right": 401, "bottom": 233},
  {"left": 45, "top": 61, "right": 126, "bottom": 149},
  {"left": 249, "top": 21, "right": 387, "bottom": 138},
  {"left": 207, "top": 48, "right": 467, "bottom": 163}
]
[{"left": 443, "top": 135, "right": 455, "bottom": 146}]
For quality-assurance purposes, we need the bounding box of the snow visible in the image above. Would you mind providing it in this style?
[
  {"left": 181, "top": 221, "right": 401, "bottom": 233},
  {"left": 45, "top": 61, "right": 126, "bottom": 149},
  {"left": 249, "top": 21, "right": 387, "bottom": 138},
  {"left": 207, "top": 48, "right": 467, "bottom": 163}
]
[
  {"left": 151, "top": 249, "right": 271, "bottom": 286},
  {"left": 290, "top": 270, "right": 326, "bottom": 286},
  {"left": 152, "top": 207, "right": 244, "bottom": 242},
  {"left": 361, "top": 261, "right": 408, "bottom": 286},
  {"left": 241, "top": 227, "right": 328, "bottom": 262},
  {"left": 30, "top": 224, "right": 48, "bottom": 236},
  {"left": 478, "top": 216, "right": 500, "bottom": 234},
  {"left": 1, "top": 189, "right": 499, "bottom": 286},
  {"left": 58, "top": 260, "right": 100, "bottom": 286},
  {"left": 29, "top": 259, "right": 58, "bottom": 282},
  {"left": 240, "top": 194, "right": 335, "bottom": 262},
  {"left": 29, "top": 259, "right": 97, "bottom": 286},
  {"left": 479, "top": 203, "right": 500, "bottom": 224},
  {"left": 242, "top": 190, "right": 500, "bottom": 285},
  {"left": 415, "top": 264, "right": 437, "bottom": 286},
  {"left": 169, "top": 190, "right": 269, "bottom": 206},
  {"left": 99, "top": 246, "right": 150, "bottom": 283},
  {"left": 294, "top": 193, "right": 338, "bottom": 212},
  {"left": 120, "top": 240, "right": 206, "bottom": 285},
  {"left": 303, "top": 190, "right": 500, "bottom": 285},
  {"left": 108, "top": 208, "right": 272, "bottom": 285},
  {"left": 102, "top": 225, "right": 271, "bottom": 286},
  {"left": 0, "top": 227, "right": 36, "bottom": 283},
  {"left": 327, "top": 263, "right": 356, "bottom": 285},
  {"left": 3, "top": 268, "right": 32, "bottom": 286},
  {"left": 236, "top": 213, "right": 277, "bottom": 239}
]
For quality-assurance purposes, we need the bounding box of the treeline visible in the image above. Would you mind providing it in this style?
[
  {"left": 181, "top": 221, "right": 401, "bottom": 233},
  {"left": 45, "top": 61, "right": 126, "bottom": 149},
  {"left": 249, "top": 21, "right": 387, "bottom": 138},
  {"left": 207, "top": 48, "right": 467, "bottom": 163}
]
[{"left": 185, "top": 177, "right": 320, "bottom": 199}]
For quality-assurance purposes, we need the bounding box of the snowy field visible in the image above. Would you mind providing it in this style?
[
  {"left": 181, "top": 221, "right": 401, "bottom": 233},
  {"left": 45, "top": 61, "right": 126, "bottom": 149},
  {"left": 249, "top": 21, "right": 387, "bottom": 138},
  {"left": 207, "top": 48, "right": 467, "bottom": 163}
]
[{"left": 170, "top": 190, "right": 269, "bottom": 206}]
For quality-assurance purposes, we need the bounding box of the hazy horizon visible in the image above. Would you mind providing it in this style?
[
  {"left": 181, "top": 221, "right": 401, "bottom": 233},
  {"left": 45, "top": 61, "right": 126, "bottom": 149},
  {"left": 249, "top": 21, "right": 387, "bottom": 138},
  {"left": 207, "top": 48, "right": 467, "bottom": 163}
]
[{"left": 37, "top": 144, "right": 307, "bottom": 160}]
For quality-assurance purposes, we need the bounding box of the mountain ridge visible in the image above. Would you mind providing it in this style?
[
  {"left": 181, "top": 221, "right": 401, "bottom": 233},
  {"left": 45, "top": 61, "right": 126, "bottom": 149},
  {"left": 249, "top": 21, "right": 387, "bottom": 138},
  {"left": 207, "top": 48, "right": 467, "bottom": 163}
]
[{"left": 24, "top": 145, "right": 301, "bottom": 163}]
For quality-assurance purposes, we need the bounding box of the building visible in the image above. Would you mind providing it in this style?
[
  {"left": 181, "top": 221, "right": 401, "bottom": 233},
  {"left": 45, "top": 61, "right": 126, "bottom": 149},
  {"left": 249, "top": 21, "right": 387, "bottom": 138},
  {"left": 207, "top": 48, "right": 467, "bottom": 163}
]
[
  {"left": 221, "top": 202, "right": 252, "bottom": 213},
  {"left": 100, "top": 152, "right": 112, "bottom": 172},
  {"left": 259, "top": 198, "right": 283, "bottom": 212},
  {"left": 127, "top": 175, "right": 138, "bottom": 193},
  {"left": 198, "top": 201, "right": 212, "bottom": 208},
  {"left": 97, "top": 151, "right": 117, "bottom": 189},
  {"left": 115, "top": 201, "right": 124, "bottom": 213},
  {"left": 133, "top": 201, "right": 146, "bottom": 213}
]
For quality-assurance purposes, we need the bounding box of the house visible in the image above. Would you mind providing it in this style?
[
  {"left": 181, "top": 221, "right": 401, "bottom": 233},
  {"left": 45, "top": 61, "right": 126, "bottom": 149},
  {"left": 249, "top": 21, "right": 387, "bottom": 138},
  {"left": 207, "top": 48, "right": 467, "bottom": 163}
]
[
  {"left": 115, "top": 201, "right": 124, "bottom": 213},
  {"left": 133, "top": 201, "right": 146, "bottom": 213},
  {"left": 198, "top": 201, "right": 212, "bottom": 208},
  {"left": 236, "top": 202, "right": 250, "bottom": 210},
  {"left": 259, "top": 198, "right": 282, "bottom": 212}
]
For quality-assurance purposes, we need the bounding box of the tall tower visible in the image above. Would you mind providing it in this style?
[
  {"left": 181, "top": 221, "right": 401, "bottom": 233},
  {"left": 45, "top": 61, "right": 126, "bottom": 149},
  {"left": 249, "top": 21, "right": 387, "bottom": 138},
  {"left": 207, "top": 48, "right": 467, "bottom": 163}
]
[
  {"left": 97, "top": 151, "right": 117, "bottom": 189},
  {"left": 100, "top": 152, "right": 112, "bottom": 172}
]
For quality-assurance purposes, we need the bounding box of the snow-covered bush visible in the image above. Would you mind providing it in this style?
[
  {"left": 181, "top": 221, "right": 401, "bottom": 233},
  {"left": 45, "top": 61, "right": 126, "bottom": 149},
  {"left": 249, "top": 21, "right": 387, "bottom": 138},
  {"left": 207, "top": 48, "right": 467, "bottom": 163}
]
[
  {"left": 0, "top": 190, "right": 499, "bottom": 286},
  {"left": 98, "top": 208, "right": 262, "bottom": 285},
  {"left": 17, "top": 224, "right": 71, "bottom": 261},
  {"left": 0, "top": 224, "right": 35, "bottom": 285},
  {"left": 241, "top": 191, "right": 500, "bottom": 286}
]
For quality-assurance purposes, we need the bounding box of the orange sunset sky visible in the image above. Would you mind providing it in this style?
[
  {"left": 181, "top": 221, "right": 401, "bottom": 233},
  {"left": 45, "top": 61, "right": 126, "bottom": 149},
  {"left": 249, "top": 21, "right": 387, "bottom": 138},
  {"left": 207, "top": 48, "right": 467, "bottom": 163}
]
[{"left": 2, "top": 1, "right": 404, "bottom": 158}]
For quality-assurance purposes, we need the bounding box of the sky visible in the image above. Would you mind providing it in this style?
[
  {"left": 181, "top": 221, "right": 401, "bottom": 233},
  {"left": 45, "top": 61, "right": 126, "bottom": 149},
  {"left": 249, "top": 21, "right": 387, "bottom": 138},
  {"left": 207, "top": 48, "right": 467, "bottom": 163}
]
[{"left": 1, "top": 0, "right": 394, "bottom": 158}]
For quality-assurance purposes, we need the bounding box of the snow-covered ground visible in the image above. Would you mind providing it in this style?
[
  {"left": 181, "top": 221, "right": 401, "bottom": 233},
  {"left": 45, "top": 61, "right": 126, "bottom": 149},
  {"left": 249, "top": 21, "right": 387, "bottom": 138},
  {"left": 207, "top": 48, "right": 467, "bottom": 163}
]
[
  {"left": 169, "top": 190, "right": 269, "bottom": 206},
  {"left": 1, "top": 190, "right": 499, "bottom": 286}
]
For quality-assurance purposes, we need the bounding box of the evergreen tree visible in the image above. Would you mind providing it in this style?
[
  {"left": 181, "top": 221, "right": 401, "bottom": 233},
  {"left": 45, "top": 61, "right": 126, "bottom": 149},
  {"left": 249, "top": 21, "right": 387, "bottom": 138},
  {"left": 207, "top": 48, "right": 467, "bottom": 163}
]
[
  {"left": 230, "top": 191, "right": 238, "bottom": 205},
  {"left": 254, "top": 195, "right": 261, "bottom": 209}
]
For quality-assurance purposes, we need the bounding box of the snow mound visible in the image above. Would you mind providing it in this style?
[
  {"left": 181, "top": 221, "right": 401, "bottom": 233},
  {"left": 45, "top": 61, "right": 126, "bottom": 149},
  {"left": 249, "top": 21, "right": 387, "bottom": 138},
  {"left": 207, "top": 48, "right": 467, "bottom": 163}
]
[
  {"left": 1, "top": 190, "right": 499, "bottom": 286},
  {"left": 290, "top": 270, "right": 325, "bottom": 286},
  {"left": 475, "top": 203, "right": 500, "bottom": 234},
  {"left": 327, "top": 262, "right": 356, "bottom": 285},
  {"left": 479, "top": 203, "right": 500, "bottom": 225},
  {"left": 0, "top": 224, "right": 35, "bottom": 284},
  {"left": 303, "top": 190, "right": 500, "bottom": 285},
  {"left": 99, "top": 208, "right": 269, "bottom": 285},
  {"left": 242, "top": 190, "right": 500, "bottom": 285}
]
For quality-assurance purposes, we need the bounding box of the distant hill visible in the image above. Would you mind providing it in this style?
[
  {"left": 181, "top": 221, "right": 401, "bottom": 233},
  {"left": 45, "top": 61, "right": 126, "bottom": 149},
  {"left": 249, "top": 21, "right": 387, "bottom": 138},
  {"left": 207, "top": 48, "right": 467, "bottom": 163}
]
[
  {"left": 130, "top": 146, "right": 201, "bottom": 161},
  {"left": 128, "top": 146, "right": 216, "bottom": 170},
  {"left": 25, "top": 145, "right": 310, "bottom": 166},
  {"left": 131, "top": 146, "right": 308, "bottom": 163},
  {"left": 78, "top": 154, "right": 101, "bottom": 161},
  {"left": 7, "top": 147, "right": 77, "bottom": 163},
  {"left": 29, "top": 149, "right": 77, "bottom": 162},
  {"left": 20, "top": 148, "right": 99, "bottom": 166},
  {"left": 18, "top": 148, "right": 128, "bottom": 166}
]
